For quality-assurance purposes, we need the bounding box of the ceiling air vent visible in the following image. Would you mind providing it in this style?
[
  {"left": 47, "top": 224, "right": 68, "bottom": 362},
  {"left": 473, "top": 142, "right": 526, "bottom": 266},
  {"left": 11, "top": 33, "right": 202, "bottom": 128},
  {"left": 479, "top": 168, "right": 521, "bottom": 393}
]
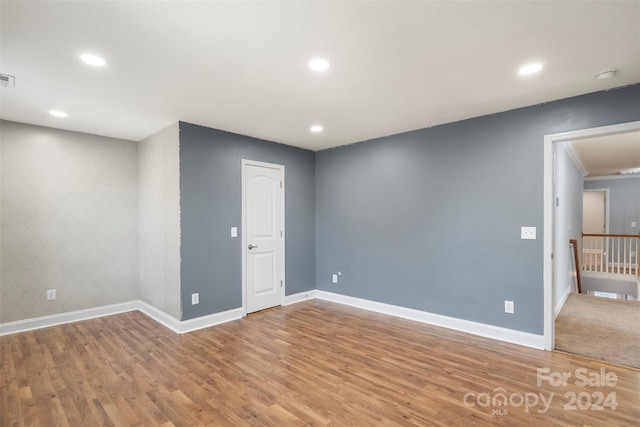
[{"left": 0, "top": 74, "right": 15, "bottom": 88}]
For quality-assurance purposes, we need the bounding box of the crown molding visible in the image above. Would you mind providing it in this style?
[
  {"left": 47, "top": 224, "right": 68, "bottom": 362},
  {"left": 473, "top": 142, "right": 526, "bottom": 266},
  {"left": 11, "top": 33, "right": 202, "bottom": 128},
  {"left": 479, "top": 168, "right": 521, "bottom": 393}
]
[
  {"left": 563, "top": 141, "right": 589, "bottom": 176},
  {"left": 584, "top": 174, "right": 640, "bottom": 181}
]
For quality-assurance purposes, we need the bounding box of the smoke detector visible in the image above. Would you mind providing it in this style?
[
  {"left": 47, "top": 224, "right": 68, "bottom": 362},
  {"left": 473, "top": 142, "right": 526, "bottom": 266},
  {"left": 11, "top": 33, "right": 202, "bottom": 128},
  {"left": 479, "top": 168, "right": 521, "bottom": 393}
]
[
  {"left": 596, "top": 69, "right": 618, "bottom": 80},
  {"left": 0, "top": 73, "right": 15, "bottom": 88}
]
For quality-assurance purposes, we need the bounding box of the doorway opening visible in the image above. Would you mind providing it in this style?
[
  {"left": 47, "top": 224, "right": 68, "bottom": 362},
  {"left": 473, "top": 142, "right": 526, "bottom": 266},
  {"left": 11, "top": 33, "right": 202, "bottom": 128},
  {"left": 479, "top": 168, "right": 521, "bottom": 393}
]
[
  {"left": 543, "top": 120, "right": 640, "bottom": 351},
  {"left": 583, "top": 189, "right": 609, "bottom": 235}
]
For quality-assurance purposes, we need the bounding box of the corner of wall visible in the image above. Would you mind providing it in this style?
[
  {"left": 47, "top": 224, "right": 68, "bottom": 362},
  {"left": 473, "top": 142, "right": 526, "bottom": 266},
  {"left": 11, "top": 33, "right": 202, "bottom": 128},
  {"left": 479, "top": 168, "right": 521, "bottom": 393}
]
[{"left": 138, "top": 122, "right": 182, "bottom": 320}]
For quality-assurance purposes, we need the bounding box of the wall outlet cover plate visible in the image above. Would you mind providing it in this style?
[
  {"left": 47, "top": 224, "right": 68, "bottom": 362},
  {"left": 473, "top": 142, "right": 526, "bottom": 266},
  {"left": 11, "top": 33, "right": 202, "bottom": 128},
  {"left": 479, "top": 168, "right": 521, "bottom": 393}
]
[{"left": 520, "top": 226, "right": 536, "bottom": 240}]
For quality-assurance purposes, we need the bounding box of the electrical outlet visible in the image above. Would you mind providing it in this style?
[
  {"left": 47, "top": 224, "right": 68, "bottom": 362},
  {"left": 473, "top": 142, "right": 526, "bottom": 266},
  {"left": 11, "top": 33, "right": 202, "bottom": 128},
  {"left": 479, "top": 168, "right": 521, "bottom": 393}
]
[
  {"left": 231, "top": 227, "right": 238, "bottom": 237},
  {"left": 505, "top": 300, "right": 514, "bottom": 314},
  {"left": 632, "top": 221, "right": 637, "bottom": 228},
  {"left": 191, "top": 293, "right": 199, "bottom": 305},
  {"left": 332, "top": 274, "right": 338, "bottom": 283},
  {"left": 46, "top": 289, "right": 56, "bottom": 301}
]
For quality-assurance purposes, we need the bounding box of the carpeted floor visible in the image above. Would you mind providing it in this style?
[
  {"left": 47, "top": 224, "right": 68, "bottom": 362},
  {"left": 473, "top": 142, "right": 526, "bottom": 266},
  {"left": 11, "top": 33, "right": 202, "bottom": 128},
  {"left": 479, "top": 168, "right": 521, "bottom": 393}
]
[{"left": 555, "top": 293, "right": 640, "bottom": 369}]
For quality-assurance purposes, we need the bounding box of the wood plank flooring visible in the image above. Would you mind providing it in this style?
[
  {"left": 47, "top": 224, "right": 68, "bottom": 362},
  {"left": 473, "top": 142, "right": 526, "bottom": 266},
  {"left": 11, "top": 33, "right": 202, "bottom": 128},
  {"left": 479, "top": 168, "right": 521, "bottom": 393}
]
[{"left": 1, "top": 300, "right": 639, "bottom": 426}]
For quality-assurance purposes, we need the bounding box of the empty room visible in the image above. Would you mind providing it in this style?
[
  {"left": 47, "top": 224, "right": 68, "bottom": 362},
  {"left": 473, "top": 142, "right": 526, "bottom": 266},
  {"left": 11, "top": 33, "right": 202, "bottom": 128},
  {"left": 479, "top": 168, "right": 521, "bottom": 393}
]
[{"left": 1, "top": 1, "right": 639, "bottom": 426}]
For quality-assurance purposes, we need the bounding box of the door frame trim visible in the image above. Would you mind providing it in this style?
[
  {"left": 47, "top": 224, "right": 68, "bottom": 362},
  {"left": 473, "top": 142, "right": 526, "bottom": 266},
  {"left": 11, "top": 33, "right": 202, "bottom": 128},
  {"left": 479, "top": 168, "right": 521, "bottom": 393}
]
[
  {"left": 543, "top": 120, "right": 640, "bottom": 351},
  {"left": 241, "top": 159, "right": 286, "bottom": 317}
]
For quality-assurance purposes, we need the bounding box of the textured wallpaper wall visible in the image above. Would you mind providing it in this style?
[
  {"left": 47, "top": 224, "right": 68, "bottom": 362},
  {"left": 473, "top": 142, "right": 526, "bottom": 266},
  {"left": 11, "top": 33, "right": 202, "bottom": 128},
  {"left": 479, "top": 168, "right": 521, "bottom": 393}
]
[
  {"left": 138, "top": 123, "right": 181, "bottom": 320},
  {"left": 0, "top": 121, "right": 138, "bottom": 322}
]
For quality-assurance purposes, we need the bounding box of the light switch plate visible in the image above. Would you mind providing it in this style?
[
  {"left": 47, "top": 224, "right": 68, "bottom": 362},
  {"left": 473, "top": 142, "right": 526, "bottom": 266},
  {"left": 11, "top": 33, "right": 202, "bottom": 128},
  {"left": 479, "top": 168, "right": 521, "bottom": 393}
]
[
  {"left": 332, "top": 274, "right": 338, "bottom": 283},
  {"left": 192, "top": 293, "right": 199, "bottom": 305},
  {"left": 632, "top": 221, "right": 637, "bottom": 228},
  {"left": 521, "top": 226, "right": 536, "bottom": 240},
  {"left": 231, "top": 227, "right": 237, "bottom": 237}
]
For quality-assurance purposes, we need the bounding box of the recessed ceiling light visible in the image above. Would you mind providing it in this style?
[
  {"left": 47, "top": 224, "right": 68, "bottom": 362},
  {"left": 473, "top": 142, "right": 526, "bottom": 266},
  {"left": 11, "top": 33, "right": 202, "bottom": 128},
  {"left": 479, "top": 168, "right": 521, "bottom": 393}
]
[
  {"left": 49, "top": 110, "right": 68, "bottom": 118},
  {"left": 518, "top": 63, "right": 543, "bottom": 76},
  {"left": 309, "top": 58, "right": 330, "bottom": 72},
  {"left": 80, "top": 53, "right": 106, "bottom": 67},
  {"left": 310, "top": 125, "right": 324, "bottom": 133},
  {"left": 596, "top": 69, "right": 618, "bottom": 80}
]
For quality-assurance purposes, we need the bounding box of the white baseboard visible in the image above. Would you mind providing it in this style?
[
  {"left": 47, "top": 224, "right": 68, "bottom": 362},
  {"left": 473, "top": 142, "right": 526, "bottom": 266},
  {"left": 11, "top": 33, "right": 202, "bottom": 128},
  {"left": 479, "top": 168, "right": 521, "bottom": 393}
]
[
  {"left": 315, "top": 290, "right": 545, "bottom": 350},
  {"left": 0, "top": 301, "right": 139, "bottom": 336},
  {"left": 284, "top": 290, "right": 317, "bottom": 305},
  {"left": 2, "top": 291, "right": 546, "bottom": 350},
  {"left": 177, "top": 307, "right": 243, "bottom": 334},
  {"left": 1, "top": 301, "right": 243, "bottom": 336},
  {"left": 137, "top": 301, "right": 182, "bottom": 333},
  {"left": 554, "top": 287, "right": 571, "bottom": 319}
]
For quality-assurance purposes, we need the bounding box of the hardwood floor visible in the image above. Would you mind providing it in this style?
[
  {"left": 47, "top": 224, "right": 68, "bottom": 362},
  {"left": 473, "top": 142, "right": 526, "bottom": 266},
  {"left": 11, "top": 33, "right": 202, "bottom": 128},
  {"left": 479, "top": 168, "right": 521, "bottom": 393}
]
[{"left": 1, "top": 300, "right": 639, "bottom": 426}]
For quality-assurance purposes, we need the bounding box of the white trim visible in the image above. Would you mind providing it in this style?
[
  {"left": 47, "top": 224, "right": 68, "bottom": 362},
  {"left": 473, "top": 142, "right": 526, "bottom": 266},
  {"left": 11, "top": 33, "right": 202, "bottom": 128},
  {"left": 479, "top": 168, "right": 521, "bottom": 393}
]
[
  {"left": 543, "top": 120, "right": 640, "bottom": 351},
  {"left": 564, "top": 141, "right": 589, "bottom": 176},
  {"left": 137, "top": 301, "right": 182, "bottom": 333},
  {"left": 242, "top": 160, "right": 247, "bottom": 316},
  {"left": 544, "top": 132, "right": 554, "bottom": 350},
  {"left": 281, "top": 168, "right": 286, "bottom": 308},
  {"left": 176, "top": 307, "right": 243, "bottom": 334},
  {"left": 554, "top": 288, "right": 571, "bottom": 319},
  {"left": 2, "top": 292, "right": 548, "bottom": 349},
  {"left": 241, "top": 159, "right": 286, "bottom": 317},
  {"left": 585, "top": 174, "right": 640, "bottom": 181},
  {"left": 1, "top": 301, "right": 243, "bottom": 336},
  {"left": 545, "top": 122, "right": 640, "bottom": 144},
  {"left": 315, "top": 290, "right": 545, "bottom": 349},
  {"left": 0, "top": 301, "right": 139, "bottom": 336},
  {"left": 283, "top": 290, "right": 317, "bottom": 305}
]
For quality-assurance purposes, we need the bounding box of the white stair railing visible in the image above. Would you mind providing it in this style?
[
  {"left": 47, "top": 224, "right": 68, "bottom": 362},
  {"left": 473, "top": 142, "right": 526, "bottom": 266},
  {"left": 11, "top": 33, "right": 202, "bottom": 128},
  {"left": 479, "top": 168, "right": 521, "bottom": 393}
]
[{"left": 582, "top": 233, "right": 639, "bottom": 276}]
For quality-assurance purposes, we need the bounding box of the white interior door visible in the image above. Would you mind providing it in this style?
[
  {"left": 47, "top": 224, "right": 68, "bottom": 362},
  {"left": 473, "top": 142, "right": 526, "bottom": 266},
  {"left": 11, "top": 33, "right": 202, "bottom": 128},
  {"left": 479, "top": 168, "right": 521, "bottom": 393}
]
[
  {"left": 243, "top": 161, "right": 284, "bottom": 314},
  {"left": 583, "top": 190, "right": 607, "bottom": 234},
  {"left": 583, "top": 189, "right": 609, "bottom": 268}
]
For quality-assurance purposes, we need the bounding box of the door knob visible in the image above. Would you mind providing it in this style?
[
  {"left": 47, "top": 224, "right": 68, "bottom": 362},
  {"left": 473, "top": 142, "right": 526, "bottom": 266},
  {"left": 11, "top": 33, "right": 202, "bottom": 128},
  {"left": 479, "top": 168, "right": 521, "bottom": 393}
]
[{"left": 248, "top": 244, "right": 258, "bottom": 250}]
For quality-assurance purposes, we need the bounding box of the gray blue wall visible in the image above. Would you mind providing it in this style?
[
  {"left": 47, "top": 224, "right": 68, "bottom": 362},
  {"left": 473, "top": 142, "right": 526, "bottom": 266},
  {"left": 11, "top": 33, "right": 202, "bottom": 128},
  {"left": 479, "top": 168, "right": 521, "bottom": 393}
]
[
  {"left": 179, "top": 122, "right": 315, "bottom": 320},
  {"left": 584, "top": 176, "right": 640, "bottom": 235},
  {"left": 315, "top": 85, "right": 640, "bottom": 335}
]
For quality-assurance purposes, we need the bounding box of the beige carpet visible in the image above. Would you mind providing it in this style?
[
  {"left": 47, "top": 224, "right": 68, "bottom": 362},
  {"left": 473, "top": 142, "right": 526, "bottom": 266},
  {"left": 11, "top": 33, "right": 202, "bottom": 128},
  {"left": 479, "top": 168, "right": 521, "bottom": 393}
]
[{"left": 555, "top": 293, "right": 640, "bottom": 369}]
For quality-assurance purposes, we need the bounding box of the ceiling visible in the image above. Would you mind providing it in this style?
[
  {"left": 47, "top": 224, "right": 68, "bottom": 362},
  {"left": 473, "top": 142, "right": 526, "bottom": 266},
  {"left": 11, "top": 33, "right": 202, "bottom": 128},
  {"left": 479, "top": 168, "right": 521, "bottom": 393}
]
[
  {"left": 1, "top": 1, "right": 639, "bottom": 151},
  {"left": 572, "top": 131, "right": 640, "bottom": 177}
]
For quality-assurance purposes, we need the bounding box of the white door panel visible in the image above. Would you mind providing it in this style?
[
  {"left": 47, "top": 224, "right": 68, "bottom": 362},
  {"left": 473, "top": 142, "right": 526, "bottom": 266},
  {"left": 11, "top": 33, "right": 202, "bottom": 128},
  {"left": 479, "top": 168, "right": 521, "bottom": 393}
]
[
  {"left": 583, "top": 190, "right": 607, "bottom": 234},
  {"left": 253, "top": 253, "right": 275, "bottom": 294},
  {"left": 243, "top": 161, "right": 284, "bottom": 314}
]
